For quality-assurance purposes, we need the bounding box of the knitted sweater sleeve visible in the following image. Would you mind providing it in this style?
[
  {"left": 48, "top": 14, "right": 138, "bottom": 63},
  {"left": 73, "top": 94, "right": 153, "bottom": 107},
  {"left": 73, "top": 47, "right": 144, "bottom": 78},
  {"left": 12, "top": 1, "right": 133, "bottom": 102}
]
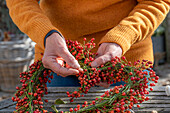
[
  {"left": 6, "top": 0, "right": 60, "bottom": 50},
  {"left": 99, "top": 0, "right": 170, "bottom": 55}
]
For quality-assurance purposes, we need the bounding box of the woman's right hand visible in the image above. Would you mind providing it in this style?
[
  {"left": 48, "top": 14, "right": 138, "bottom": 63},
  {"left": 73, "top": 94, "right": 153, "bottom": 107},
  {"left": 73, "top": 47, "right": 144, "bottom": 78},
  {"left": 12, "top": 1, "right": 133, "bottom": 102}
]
[{"left": 42, "top": 33, "right": 82, "bottom": 77}]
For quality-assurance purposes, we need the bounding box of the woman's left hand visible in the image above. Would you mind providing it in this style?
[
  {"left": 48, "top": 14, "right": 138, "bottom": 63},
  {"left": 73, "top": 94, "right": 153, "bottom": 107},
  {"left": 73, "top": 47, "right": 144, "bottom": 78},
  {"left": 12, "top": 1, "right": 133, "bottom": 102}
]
[{"left": 91, "top": 42, "right": 122, "bottom": 88}]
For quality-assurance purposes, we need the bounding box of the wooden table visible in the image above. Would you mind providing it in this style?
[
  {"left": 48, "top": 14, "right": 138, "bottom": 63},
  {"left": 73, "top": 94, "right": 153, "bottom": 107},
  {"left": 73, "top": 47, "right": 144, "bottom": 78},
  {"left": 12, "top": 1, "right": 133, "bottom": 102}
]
[{"left": 0, "top": 86, "right": 170, "bottom": 113}]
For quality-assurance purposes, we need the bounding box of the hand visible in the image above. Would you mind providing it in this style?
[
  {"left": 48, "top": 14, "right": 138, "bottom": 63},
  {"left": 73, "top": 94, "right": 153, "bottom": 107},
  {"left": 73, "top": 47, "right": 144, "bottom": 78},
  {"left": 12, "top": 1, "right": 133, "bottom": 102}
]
[
  {"left": 91, "top": 43, "right": 122, "bottom": 88},
  {"left": 42, "top": 33, "right": 82, "bottom": 77}
]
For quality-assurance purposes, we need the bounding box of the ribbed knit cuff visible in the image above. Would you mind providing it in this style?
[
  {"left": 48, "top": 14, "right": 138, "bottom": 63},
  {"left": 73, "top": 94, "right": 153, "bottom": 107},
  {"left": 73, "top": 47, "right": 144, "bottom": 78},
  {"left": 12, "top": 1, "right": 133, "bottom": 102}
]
[
  {"left": 26, "top": 19, "right": 61, "bottom": 50},
  {"left": 44, "top": 30, "right": 63, "bottom": 47},
  {"left": 99, "top": 25, "right": 138, "bottom": 55}
]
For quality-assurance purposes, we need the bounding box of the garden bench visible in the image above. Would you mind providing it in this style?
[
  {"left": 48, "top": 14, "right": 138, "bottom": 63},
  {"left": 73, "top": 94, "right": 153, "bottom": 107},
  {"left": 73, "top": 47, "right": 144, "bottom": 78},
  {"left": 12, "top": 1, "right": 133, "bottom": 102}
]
[{"left": 0, "top": 86, "right": 170, "bottom": 113}]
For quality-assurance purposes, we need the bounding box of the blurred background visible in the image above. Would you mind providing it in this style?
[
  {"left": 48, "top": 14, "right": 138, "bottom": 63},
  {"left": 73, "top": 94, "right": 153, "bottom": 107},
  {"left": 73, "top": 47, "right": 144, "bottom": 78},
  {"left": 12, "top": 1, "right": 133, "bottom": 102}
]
[
  {"left": 0, "top": 0, "right": 35, "bottom": 101},
  {"left": 0, "top": 0, "right": 170, "bottom": 102}
]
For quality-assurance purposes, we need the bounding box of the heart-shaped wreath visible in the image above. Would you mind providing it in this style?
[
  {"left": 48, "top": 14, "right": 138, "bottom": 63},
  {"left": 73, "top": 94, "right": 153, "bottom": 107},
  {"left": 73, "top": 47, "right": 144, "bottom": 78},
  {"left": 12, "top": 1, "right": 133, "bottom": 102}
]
[{"left": 12, "top": 38, "right": 158, "bottom": 113}]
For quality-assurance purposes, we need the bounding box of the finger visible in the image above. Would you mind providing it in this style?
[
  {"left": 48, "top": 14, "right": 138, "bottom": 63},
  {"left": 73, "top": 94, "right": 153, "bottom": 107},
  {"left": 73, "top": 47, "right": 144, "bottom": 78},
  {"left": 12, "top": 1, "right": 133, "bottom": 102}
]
[
  {"left": 44, "top": 57, "right": 79, "bottom": 77},
  {"left": 94, "top": 45, "right": 105, "bottom": 59},
  {"left": 96, "top": 82, "right": 110, "bottom": 88},
  {"left": 56, "top": 57, "right": 64, "bottom": 66},
  {"left": 91, "top": 54, "right": 111, "bottom": 68},
  {"left": 78, "top": 68, "right": 84, "bottom": 72},
  {"left": 59, "top": 48, "right": 80, "bottom": 69},
  {"left": 56, "top": 56, "right": 83, "bottom": 72},
  {"left": 58, "top": 66, "right": 80, "bottom": 77},
  {"left": 94, "top": 53, "right": 101, "bottom": 59}
]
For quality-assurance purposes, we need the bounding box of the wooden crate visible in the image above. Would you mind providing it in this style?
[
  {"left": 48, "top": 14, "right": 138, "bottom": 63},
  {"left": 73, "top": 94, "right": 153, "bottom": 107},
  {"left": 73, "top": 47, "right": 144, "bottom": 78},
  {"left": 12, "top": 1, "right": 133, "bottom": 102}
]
[{"left": 0, "top": 86, "right": 170, "bottom": 113}]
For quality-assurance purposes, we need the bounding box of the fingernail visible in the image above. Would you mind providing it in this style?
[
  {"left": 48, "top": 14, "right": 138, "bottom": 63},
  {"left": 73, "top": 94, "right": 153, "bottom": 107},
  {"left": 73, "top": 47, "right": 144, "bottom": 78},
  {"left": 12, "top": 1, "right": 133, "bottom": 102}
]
[
  {"left": 79, "top": 68, "right": 84, "bottom": 72},
  {"left": 74, "top": 70, "right": 79, "bottom": 74},
  {"left": 91, "top": 61, "right": 97, "bottom": 67},
  {"left": 73, "top": 60, "right": 80, "bottom": 69},
  {"left": 73, "top": 64, "right": 80, "bottom": 69},
  {"left": 95, "top": 83, "right": 99, "bottom": 86}
]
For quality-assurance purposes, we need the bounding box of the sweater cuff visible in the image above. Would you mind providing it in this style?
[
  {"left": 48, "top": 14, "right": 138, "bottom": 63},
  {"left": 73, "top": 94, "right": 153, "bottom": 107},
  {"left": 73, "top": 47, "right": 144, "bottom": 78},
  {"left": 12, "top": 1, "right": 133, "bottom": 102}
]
[
  {"left": 44, "top": 30, "right": 63, "bottom": 47},
  {"left": 99, "top": 25, "right": 138, "bottom": 55}
]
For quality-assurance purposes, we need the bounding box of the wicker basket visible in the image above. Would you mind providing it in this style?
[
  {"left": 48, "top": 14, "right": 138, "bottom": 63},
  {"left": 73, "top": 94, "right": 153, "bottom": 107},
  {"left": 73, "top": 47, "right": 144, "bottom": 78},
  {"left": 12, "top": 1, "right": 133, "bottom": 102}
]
[{"left": 0, "top": 35, "right": 34, "bottom": 92}]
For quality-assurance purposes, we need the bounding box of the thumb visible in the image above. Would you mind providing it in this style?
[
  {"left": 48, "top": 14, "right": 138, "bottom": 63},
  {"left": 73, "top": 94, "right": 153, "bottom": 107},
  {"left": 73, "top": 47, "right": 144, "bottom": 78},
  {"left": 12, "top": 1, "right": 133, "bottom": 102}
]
[
  {"left": 91, "top": 54, "right": 111, "bottom": 68},
  {"left": 59, "top": 48, "right": 80, "bottom": 69}
]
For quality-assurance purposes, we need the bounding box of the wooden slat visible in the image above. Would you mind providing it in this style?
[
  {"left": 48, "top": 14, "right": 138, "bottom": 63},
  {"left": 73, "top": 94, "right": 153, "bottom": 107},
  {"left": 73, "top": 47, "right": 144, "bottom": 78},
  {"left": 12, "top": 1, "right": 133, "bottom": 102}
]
[
  {"left": 47, "top": 86, "right": 166, "bottom": 92},
  {"left": 44, "top": 95, "right": 170, "bottom": 100},
  {"left": 45, "top": 92, "right": 167, "bottom": 98},
  {"left": 43, "top": 104, "right": 170, "bottom": 108},
  {"left": 135, "top": 108, "right": 170, "bottom": 113},
  {"left": 1, "top": 104, "right": 170, "bottom": 112},
  {"left": 5, "top": 103, "right": 168, "bottom": 109},
  {"left": 1, "top": 105, "right": 170, "bottom": 110},
  {"left": 0, "top": 98, "right": 15, "bottom": 110},
  {"left": 43, "top": 104, "right": 170, "bottom": 109},
  {"left": 142, "top": 100, "right": 170, "bottom": 104},
  {"left": 134, "top": 104, "right": 170, "bottom": 108},
  {"left": 0, "top": 106, "right": 56, "bottom": 112},
  {"left": 43, "top": 99, "right": 170, "bottom": 104},
  {"left": 145, "top": 96, "right": 170, "bottom": 100},
  {"left": 2, "top": 108, "right": 170, "bottom": 113}
]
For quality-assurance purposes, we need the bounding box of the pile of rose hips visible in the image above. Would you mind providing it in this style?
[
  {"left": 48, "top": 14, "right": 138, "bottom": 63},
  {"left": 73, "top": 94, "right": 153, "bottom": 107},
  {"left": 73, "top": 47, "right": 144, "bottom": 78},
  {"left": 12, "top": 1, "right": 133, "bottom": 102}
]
[{"left": 12, "top": 38, "right": 159, "bottom": 113}]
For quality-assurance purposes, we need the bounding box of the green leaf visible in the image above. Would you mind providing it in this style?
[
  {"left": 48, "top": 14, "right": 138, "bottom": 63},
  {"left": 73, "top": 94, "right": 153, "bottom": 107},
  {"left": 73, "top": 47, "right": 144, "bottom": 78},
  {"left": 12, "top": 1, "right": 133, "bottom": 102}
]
[
  {"left": 55, "top": 99, "right": 65, "bottom": 105},
  {"left": 51, "top": 105, "right": 59, "bottom": 113}
]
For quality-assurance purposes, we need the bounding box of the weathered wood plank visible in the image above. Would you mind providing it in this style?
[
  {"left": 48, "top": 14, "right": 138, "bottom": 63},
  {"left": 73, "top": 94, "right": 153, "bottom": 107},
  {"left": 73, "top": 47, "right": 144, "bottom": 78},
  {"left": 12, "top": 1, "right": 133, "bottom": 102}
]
[
  {"left": 4, "top": 102, "right": 170, "bottom": 108},
  {"left": 0, "top": 108, "right": 170, "bottom": 113},
  {"left": 51, "top": 104, "right": 170, "bottom": 108},
  {"left": 1, "top": 104, "right": 170, "bottom": 113},
  {"left": 134, "top": 108, "right": 170, "bottom": 113},
  {"left": 0, "top": 107, "right": 54, "bottom": 113},
  {"left": 142, "top": 100, "right": 170, "bottom": 104},
  {"left": 44, "top": 95, "right": 170, "bottom": 101},
  {"left": 2, "top": 104, "right": 170, "bottom": 111},
  {"left": 0, "top": 98, "right": 15, "bottom": 110},
  {"left": 45, "top": 92, "right": 167, "bottom": 97},
  {"left": 134, "top": 104, "right": 170, "bottom": 108},
  {"left": 42, "top": 99, "right": 170, "bottom": 104},
  {"left": 20, "top": 103, "right": 170, "bottom": 108},
  {"left": 47, "top": 86, "right": 166, "bottom": 92}
]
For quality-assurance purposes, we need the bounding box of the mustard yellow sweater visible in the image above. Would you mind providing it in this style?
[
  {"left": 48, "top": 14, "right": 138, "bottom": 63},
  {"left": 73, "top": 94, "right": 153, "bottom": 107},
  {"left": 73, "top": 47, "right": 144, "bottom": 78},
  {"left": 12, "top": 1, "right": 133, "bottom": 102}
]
[{"left": 6, "top": 0, "right": 170, "bottom": 64}]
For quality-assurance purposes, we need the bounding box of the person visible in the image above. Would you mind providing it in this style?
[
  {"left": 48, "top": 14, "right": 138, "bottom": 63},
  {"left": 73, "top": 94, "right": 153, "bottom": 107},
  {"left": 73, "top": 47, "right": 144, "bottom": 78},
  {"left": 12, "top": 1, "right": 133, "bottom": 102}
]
[{"left": 6, "top": 0, "right": 170, "bottom": 88}]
